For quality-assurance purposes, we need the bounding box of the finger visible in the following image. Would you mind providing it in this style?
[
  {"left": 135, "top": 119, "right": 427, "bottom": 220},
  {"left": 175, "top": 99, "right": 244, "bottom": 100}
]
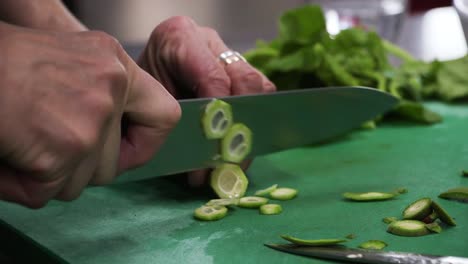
[
  {"left": 118, "top": 60, "right": 181, "bottom": 171},
  {"left": 54, "top": 147, "right": 100, "bottom": 200},
  {"left": 201, "top": 27, "right": 277, "bottom": 95},
  {"left": 0, "top": 164, "right": 67, "bottom": 208},
  {"left": 152, "top": 16, "right": 232, "bottom": 97},
  {"left": 187, "top": 169, "right": 209, "bottom": 188},
  {"left": 89, "top": 114, "right": 121, "bottom": 185}
]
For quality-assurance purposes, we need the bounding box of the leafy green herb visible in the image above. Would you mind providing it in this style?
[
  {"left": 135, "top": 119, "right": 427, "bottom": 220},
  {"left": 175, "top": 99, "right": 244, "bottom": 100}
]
[{"left": 245, "top": 5, "right": 468, "bottom": 124}]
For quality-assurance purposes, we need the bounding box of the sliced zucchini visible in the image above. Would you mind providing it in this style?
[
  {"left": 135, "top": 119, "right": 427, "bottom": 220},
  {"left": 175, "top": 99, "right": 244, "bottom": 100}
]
[
  {"left": 238, "top": 196, "right": 269, "bottom": 208},
  {"left": 402, "top": 197, "right": 432, "bottom": 220},
  {"left": 254, "top": 184, "right": 278, "bottom": 197},
  {"left": 194, "top": 205, "right": 228, "bottom": 221},
  {"left": 202, "top": 99, "right": 233, "bottom": 139},
  {"left": 387, "top": 220, "right": 430, "bottom": 237},
  {"left": 425, "top": 222, "right": 442, "bottom": 233},
  {"left": 270, "top": 188, "right": 298, "bottom": 200},
  {"left": 358, "top": 240, "right": 387, "bottom": 250},
  {"left": 259, "top": 204, "right": 283, "bottom": 215},
  {"left": 382, "top": 217, "right": 398, "bottom": 224},
  {"left": 206, "top": 198, "right": 239, "bottom": 207},
  {"left": 221, "top": 123, "right": 252, "bottom": 163},
  {"left": 210, "top": 163, "right": 248, "bottom": 199},
  {"left": 438, "top": 187, "right": 468, "bottom": 203},
  {"left": 342, "top": 192, "right": 396, "bottom": 202},
  {"left": 280, "top": 235, "right": 347, "bottom": 246},
  {"left": 421, "top": 211, "right": 438, "bottom": 224},
  {"left": 431, "top": 201, "right": 456, "bottom": 226}
]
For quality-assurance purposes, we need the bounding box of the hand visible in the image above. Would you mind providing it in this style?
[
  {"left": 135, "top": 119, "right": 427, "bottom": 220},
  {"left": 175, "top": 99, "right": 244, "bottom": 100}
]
[
  {"left": 0, "top": 24, "right": 181, "bottom": 208},
  {"left": 138, "top": 16, "right": 276, "bottom": 186}
]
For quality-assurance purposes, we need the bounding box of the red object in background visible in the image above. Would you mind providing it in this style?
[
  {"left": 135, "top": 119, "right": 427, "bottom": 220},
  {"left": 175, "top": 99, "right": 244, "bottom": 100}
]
[{"left": 408, "top": 0, "right": 452, "bottom": 14}]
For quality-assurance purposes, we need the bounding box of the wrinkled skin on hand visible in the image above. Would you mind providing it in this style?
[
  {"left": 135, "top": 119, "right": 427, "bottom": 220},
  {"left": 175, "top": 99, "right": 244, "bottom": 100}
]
[
  {"left": 138, "top": 16, "right": 276, "bottom": 186},
  {"left": 0, "top": 25, "right": 181, "bottom": 208}
]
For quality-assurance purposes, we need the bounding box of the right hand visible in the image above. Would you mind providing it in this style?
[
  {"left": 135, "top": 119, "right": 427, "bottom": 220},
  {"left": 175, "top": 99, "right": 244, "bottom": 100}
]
[{"left": 0, "top": 24, "right": 181, "bottom": 208}]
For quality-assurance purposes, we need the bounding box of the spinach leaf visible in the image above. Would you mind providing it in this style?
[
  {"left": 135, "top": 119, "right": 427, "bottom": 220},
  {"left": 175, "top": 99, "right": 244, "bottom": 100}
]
[{"left": 244, "top": 5, "right": 468, "bottom": 125}]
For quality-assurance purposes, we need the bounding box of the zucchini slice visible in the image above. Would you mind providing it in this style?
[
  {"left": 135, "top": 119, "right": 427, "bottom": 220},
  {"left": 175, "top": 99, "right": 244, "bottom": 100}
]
[
  {"left": 259, "top": 204, "right": 283, "bottom": 215},
  {"left": 402, "top": 197, "right": 432, "bottom": 220},
  {"left": 358, "top": 240, "right": 387, "bottom": 250},
  {"left": 210, "top": 163, "right": 248, "bottom": 199},
  {"left": 343, "top": 192, "right": 396, "bottom": 202},
  {"left": 387, "top": 220, "right": 430, "bottom": 237},
  {"left": 221, "top": 123, "right": 252, "bottom": 163},
  {"left": 202, "top": 99, "right": 233, "bottom": 139},
  {"left": 280, "top": 235, "right": 347, "bottom": 246},
  {"left": 238, "top": 196, "right": 269, "bottom": 208},
  {"left": 194, "top": 205, "right": 228, "bottom": 221}
]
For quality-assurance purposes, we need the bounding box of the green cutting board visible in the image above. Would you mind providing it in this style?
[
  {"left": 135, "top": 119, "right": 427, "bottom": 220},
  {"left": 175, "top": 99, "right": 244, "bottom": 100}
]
[{"left": 1, "top": 103, "right": 467, "bottom": 264}]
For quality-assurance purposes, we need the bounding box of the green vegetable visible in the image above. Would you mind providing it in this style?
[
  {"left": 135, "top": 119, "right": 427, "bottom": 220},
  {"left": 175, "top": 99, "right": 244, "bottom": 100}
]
[
  {"left": 194, "top": 205, "right": 228, "bottom": 221},
  {"left": 387, "top": 220, "right": 430, "bottom": 237},
  {"left": 431, "top": 201, "right": 456, "bottom": 226},
  {"left": 221, "top": 123, "right": 252, "bottom": 163},
  {"left": 270, "top": 188, "right": 298, "bottom": 200},
  {"left": 425, "top": 222, "right": 442, "bottom": 234},
  {"left": 259, "top": 204, "right": 283, "bottom": 215},
  {"left": 382, "top": 217, "right": 398, "bottom": 224},
  {"left": 358, "top": 240, "right": 387, "bottom": 250},
  {"left": 206, "top": 198, "right": 239, "bottom": 207},
  {"left": 210, "top": 163, "right": 249, "bottom": 199},
  {"left": 463, "top": 170, "right": 468, "bottom": 177},
  {"left": 280, "top": 235, "right": 347, "bottom": 246},
  {"left": 238, "top": 196, "right": 269, "bottom": 208},
  {"left": 402, "top": 198, "right": 432, "bottom": 220},
  {"left": 342, "top": 192, "right": 396, "bottom": 202},
  {"left": 345, "top": 234, "right": 356, "bottom": 239},
  {"left": 202, "top": 99, "right": 233, "bottom": 139},
  {"left": 421, "top": 211, "right": 438, "bottom": 224},
  {"left": 395, "top": 187, "right": 408, "bottom": 194},
  {"left": 254, "top": 184, "right": 278, "bottom": 197},
  {"left": 439, "top": 187, "right": 468, "bottom": 203},
  {"left": 245, "top": 5, "right": 468, "bottom": 125}
]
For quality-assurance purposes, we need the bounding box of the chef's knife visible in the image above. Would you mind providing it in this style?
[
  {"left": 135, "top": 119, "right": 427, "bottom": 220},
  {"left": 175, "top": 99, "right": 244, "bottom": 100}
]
[
  {"left": 116, "top": 86, "right": 397, "bottom": 183},
  {"left": 265, "top": 244, "right": 468, "bottom": 264}
]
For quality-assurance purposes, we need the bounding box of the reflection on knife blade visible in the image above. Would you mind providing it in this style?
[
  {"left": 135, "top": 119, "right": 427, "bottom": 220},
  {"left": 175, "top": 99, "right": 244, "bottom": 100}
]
[{"left": 265, "top": 244, "right": 468, "bottom": 264}]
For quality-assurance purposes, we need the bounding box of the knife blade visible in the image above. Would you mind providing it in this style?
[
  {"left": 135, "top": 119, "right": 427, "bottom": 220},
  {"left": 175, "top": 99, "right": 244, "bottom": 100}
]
[
  {"left": 265, "top": 244, "right": 468, "bottom": 264},
  {"left": 116, "top": 86, "right": 397, "bottom": 183}
]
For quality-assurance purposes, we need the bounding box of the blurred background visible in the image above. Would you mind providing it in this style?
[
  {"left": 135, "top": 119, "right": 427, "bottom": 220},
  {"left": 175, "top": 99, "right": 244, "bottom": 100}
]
[{"left": 63, "top": 0, "right": 464, "bottom": 61}]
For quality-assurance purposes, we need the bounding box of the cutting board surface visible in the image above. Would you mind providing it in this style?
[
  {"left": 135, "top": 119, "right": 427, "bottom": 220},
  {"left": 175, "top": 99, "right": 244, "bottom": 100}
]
[{"left": 1, "top": 103, "right": 467, "bottom": 264}]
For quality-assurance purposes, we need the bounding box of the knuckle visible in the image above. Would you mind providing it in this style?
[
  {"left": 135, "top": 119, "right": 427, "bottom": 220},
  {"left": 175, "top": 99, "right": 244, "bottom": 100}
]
[
  {"left": 199, "top": 67, "right": 231, "bottom": 94},
  {"left": 28, "top": 152, "right": 59, "bottom": 176},
  {"left": 157, "top": 16, "right": 196, "bottom": 34},
  {"left": 87, "top": 31, "right": 121, "bottom": 48},
  {"left": 201, "top": 27, "right": 220, "bottom": 39},
  {"left": 64, "top": 125, "right": 101, "bottom": 156},
  {"left": 239, "top": 70, "right": 264, "bottom": 86}
]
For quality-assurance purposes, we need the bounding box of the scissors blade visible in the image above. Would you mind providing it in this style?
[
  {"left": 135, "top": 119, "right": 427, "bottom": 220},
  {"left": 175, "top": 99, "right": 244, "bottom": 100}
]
[{"left": 265, "top": 244, "right": 468, "bottom": 264}]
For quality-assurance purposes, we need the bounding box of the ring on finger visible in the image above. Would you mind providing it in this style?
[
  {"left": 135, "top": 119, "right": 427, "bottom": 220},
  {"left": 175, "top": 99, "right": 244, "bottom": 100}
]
[{"left": 218, "top": 50, "right": 246, "bottom": 65}]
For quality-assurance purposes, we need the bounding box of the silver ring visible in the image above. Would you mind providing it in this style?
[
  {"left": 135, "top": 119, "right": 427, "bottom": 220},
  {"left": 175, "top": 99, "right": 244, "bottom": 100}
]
[{"left": 218, "top": 50, "right": 246, "bottom": 65}]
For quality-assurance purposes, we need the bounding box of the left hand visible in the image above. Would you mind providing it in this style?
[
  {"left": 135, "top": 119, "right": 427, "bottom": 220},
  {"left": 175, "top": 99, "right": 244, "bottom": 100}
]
[{"left": 138, "top": 16, "right": 276, "bottom": 186}]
